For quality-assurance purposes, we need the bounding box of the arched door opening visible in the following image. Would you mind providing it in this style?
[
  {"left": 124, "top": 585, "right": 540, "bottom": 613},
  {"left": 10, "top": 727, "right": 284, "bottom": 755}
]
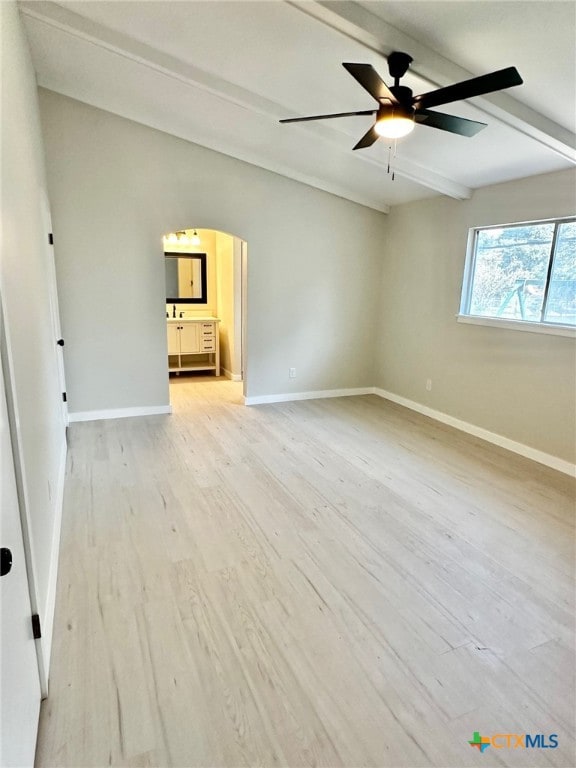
[{"left": 162, "top": 228, "right": 247, "bottom": 407}]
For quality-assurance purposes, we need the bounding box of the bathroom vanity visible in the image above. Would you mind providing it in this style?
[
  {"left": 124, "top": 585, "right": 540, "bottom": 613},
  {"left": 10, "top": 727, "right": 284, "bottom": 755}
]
[{"left": 167, "top": 317, "right": 220, "bottom": 376}]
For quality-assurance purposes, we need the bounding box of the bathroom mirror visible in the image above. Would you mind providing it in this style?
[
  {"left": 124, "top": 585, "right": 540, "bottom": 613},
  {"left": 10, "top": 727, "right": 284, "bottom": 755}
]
[{"left": 164, "top": 252, "right": 207, "bottom": 303}]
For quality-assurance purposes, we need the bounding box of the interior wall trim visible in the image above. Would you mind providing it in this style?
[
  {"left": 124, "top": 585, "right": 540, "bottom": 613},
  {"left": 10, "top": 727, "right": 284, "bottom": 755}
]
[
  {"left": 244, "top": 387, "right": 374, "bottom": 405},
  {"left": 40, "top": 434, "right": 67, "bottom": 696},
  {"left": 374, "top": 387, "right": 575, "bottom": 478},
  {"left": 68, "top": 405, "right": 172, "bottom": 422},
  {"left": 222, "top": 368, "right": 242, "bottom": 382}
]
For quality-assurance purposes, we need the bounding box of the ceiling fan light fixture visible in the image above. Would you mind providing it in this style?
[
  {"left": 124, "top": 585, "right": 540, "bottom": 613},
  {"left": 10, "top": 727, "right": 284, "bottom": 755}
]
[
  {"left": 281, "top": 56, "right": 522, "bottom": 151},
  {"left": 374, "top": 115, "right": 415, "bottom": 139}
]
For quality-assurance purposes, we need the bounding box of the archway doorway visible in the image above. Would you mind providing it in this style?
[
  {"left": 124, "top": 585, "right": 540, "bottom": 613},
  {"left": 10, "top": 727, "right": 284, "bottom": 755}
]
[{"left": 162, "top": 228, "right": 247, "bottom": 409}]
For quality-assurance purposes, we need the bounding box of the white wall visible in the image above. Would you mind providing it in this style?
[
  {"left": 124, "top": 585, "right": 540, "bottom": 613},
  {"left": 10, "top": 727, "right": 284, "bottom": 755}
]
[
  {"left": 0, "top": 2, "right": 67, "bottom": 685},
  {"left": 38, "top": 89, "right": 386, "bottom": 412},
  {"left": 375, "top": 169, "right": 576, "bottom": 465},
  {"left": 37, "top": 85, "right": 573, "bottom": 464}
]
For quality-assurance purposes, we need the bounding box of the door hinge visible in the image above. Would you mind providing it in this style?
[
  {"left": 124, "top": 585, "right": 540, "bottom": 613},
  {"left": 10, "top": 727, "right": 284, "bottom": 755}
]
[
  {"left": 48, "top": 233, "right": 54, "bottom": 245},
  {"left": 32, "top": 614, "right": 42, "bottom": 639},
  {"left": 62, "top": 392, "right": 67, "bottom": 403}
]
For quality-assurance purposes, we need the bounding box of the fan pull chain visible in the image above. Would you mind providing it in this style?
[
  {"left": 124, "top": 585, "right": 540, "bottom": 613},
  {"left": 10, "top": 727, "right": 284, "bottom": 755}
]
[{"left": 386, "top": 141, "right": 398, "bottom": 181}]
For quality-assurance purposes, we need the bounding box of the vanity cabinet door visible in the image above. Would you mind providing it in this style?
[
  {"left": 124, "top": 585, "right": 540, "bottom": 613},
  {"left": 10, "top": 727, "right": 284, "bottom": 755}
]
[
  {"left": 179, "top": 323, "right": 200, "bottom": 354},
  {"left": 167, "top": 324, "right": 180, "bottom": 355}
]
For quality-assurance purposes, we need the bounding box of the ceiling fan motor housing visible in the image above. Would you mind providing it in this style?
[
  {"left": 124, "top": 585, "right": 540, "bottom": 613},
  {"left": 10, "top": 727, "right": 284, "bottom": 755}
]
[
  {"left": 378, "top": 101, "right": 414, "bottom": 122},
  {"left": 387, "top": 85, "right": 414, "bottom": 108},
  {"left": 387, "top": 51, "right": 413, "bottom": 81}
]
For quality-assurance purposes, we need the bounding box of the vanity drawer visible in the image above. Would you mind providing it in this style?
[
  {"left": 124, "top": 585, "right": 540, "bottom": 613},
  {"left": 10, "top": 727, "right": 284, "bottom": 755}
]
[{"left": 200, "top": 321, "right": 216, "bottom": 350}]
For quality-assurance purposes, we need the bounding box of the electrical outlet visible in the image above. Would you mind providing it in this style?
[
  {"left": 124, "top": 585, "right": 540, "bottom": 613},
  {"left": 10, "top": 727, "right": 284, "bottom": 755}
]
[
  {"left": 426, "top": 378, "right": 432, "bottom": 391},
  {"left": 289, "top": 367, "right": 296, "bottom": 378}
]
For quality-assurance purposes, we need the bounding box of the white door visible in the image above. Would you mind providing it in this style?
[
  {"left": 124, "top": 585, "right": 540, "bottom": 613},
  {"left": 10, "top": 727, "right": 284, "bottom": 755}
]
[
  {"left": 0, "top": 353, "right": 41, "bottom": 768},
  {"left": 167, "top": 323, "right": 180, "bottom": 356},
  {"left": 179, "top": 323, "right": 200, "bottom": 354}
]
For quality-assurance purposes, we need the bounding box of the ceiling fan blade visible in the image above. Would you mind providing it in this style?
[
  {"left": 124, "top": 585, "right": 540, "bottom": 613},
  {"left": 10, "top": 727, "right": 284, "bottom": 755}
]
[
  {"left": 280, "top": 109, "right": 376, "bottom": 124},
  {"left": 353, "top": 124, "right": 379, "bottom": 150},
  {"left": 415, "top": 109, "right": 487, "bottom": 136},
  {"left": 415, "top": 67, "right": 523, "bottom": 110},
  {"left": 342, "top": 63, "right": 399, "bottom": 104}
]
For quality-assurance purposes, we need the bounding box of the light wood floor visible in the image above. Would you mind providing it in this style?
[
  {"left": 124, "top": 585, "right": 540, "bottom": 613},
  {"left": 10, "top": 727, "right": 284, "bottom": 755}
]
[{"left": 36, "top": 378, "right": 575, "bottom": 768}]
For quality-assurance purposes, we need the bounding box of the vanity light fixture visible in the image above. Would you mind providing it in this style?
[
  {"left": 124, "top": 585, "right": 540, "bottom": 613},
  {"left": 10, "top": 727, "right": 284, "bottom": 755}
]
[{"left": 163, "top": 230, "right": 201, "bottom": 247}]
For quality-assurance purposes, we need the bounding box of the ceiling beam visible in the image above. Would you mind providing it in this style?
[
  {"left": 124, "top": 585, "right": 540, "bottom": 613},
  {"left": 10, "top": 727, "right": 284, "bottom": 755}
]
[
  {"left": 276, "top": 125, "right": 472, "bottom": 199},
  {"left": 289, "top": 0, "right": 576, "bottom": 165},
  {"left": 20, "top": 1, "right": 470, "bottom": 202},
  {"left": 360, "top": 152, "right": 470, "bottom": 200},
  {"left": 20, "top": 2, "right": 392, "bottom": 212}
]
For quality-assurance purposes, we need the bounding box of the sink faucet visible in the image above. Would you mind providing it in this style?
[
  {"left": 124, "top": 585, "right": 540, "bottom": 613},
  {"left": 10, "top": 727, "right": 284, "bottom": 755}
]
[{"left": 172, "top": 304, "right": 176, "bottom": 318}]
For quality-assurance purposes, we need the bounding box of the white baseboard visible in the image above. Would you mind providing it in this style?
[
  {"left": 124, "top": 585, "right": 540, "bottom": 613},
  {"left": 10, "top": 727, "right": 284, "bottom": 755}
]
[
  {"left": 244, "top": 387, "right": 374, "bottom": 406},
  {"left": 39, "top": 432, "right": 67, "bottom": 697},
  {"left": 374, "top": 388, "right": 575, "bottom": 478},
  {"left": 69, "top": 405, "right": 172, "bottom": 423},
  {"left": 222, "top": 368, "right": 242, "bottom": 382}
]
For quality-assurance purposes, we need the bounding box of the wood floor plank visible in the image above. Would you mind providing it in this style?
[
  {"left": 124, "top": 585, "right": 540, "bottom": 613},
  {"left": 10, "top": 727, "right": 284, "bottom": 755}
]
[{"left": 36, "top": 378, "right": 575, "bottom": 767}]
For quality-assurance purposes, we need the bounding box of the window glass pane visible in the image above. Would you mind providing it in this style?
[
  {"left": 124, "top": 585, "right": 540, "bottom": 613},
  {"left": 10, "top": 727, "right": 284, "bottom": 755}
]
[
  {"left": 543, "top": 221, "right": 576, "bottom": 326},
  {"left": 469, "top": 223, "right": 554, "bottom": 321}
]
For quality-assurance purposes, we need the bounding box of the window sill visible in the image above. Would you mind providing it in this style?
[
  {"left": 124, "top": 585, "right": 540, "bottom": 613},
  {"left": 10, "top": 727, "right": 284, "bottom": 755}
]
[{"left": 456, "top": 314, "right": 576, "bottom": 338}]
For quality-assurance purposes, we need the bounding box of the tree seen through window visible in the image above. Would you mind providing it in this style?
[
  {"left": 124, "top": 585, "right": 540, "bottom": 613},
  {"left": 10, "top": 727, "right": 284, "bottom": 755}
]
[{"left": 466, "top": 219, "right": 576, "bottom": 326}]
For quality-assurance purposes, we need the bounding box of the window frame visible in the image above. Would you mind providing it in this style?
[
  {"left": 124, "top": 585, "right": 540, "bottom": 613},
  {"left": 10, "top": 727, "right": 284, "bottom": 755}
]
[{"left": 458, "top": 215, "right": 576, "bottom": 338}]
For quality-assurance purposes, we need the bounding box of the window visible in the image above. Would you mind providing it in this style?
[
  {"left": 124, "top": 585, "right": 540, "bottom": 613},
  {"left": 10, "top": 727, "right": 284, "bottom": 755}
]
[{"left": 459, "top": 217, "right": 576, "bottom": 333}]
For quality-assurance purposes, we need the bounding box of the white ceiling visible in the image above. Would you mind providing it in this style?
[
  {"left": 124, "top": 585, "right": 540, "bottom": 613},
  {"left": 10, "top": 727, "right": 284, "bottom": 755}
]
[
  {"left": 364, "top": 1, "right": 576, "bottom": 135},
  {"left": 20, "top": 0, "right": 576, "bottom": 213}
]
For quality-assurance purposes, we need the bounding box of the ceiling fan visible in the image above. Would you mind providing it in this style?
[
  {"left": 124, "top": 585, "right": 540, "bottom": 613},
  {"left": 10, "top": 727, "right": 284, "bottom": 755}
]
[{"left": 280, "top": 52, "right": 523, "bottom": 150}]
